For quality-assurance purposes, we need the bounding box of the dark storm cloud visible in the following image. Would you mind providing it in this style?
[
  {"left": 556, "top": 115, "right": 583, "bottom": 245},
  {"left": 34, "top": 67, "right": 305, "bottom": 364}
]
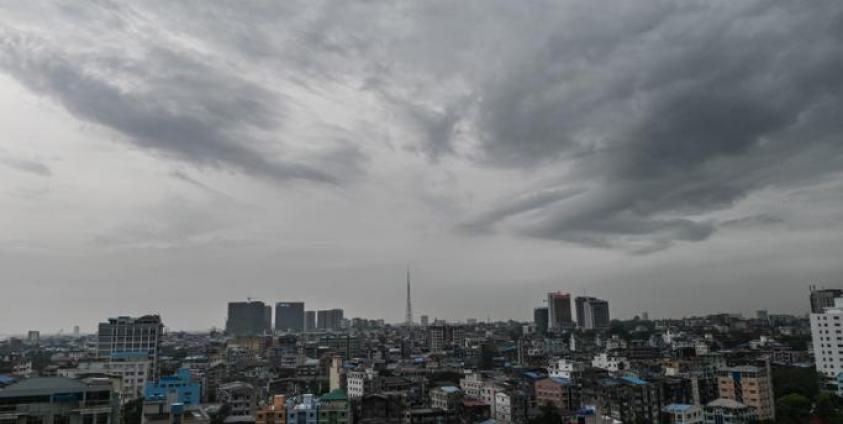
[
  {"left": 0, "top": 31, "right": 338, "bottom": 184},
  {"left": 442, "top": 1, "right": 843, "bottom": 252},
  {"left": 0, "top": 1, "right": 841, "bottom": 253}
]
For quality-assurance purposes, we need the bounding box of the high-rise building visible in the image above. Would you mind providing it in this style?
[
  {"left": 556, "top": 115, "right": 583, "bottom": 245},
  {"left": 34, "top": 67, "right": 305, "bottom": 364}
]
[
  {"left": 305, "top": 310, "right": 316, "bottom": 332},
  {"left": 226, "top": 301, "right": 269, "bottom": 336},
  {"left": 316, "top": 309, "right": 344, "bottom": 331},
  {"left": 534, "top": 307, "right": 549, "bottom": 334},
  {"left": 810, "top": 287, "right": 843, "bottom": 313},
  {"left": 547, "top": 292, "right": 573, "bottom": 331},
  {"left": 405, "top": 267, "right": 413, "bottom": 325},
  {"left": 97, "top": 315, "right": 163, "bottom": 380},
  {"left": 716, "top": 364, "right": 775, "bottom": 421},
  {"left": 275, "top": 302, "right": 305, "bottom": 332},
  {"left": 329, "top": 309, "right": 344, "bottom": 330},
  {"left": 811, "top": 296, "right": 843, "bottom": 395},
  {"left": 420, "top": 315, "right": 429, "bottom": 326},
  {"left": 575, "top": 297, "right": 610, "bottom": 330},
  {"left": 264, "top": 305, "right": 273, "bottom": 333},
  {"left": 317, "top": 310, "right": 329, "bottom": 330}
]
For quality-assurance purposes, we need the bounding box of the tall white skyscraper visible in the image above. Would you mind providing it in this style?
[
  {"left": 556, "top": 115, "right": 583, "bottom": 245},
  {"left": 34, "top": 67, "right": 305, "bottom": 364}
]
[{"left": 811, "top": 296, "right": 843, "bottom": 395}]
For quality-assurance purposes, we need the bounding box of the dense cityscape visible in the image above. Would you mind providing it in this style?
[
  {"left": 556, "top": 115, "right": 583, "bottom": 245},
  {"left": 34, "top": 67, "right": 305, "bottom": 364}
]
[
  {"left": 1, "top": 277, "right": 839, "bottom": 424},
  {"left": 3, "top": 1, "right": 843, "bottom": 424}
]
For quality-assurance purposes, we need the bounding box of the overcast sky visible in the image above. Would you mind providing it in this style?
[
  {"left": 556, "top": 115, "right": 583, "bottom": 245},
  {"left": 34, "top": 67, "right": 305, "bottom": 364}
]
[{"left": 1, "top": 1, "right": 842, "bottom": 335}]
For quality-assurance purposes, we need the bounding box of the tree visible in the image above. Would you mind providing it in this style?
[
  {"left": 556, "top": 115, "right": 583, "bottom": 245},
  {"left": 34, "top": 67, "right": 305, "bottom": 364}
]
[
  {"left": 209, "top": 403, "right": 231, "bottom": 424},
  {"left": 814, "top": 392, "right": 843, "bottom": 423},
  {"left": 120, "top": 397, "right": 144, "bottom": 424},
  {"left": 529, "top": 404, "right": 562, "bottom": 424},
  {"left": 775, "top": 393, "right": 811, "bottom": 424},
  {"left": 772, "top": 366, "right": 818, "bottom": 400}
]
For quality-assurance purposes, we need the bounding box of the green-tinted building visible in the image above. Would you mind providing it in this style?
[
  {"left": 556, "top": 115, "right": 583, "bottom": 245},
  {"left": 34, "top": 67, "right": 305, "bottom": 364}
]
[{"left": 318, "top": 390, "right": 351, "bottom": 424}]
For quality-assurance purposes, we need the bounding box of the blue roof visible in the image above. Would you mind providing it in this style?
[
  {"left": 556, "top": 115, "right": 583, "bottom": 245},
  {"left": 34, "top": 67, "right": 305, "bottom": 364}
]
[
  {"left": 0, "top": 375, "right": 16, "bottom": 385},
  {"left": 548, "top": 377, "right": 571, "bottom": 385},
  {"left": 522, "top": 372, "right": 543, "bottom": 380},
  {"left": 621, "top": 375, "right": 647, "bottom": 385},
  {"left": 439, "top": 385, "right": 461, "bottom": 393},
  {"left": 664, "top": 404, "right": 694, "bottom": 413}
]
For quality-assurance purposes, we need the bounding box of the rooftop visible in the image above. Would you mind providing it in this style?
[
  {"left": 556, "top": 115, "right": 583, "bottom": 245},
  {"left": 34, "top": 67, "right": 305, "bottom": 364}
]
[
  {"left": 664, "top": 403, "right": 698, "bottom": 413},
  {"left": 0, "top": 377, "right": 111, "bottom": 398},
  {"left": 320, "top": 389, "right": 348, "bottom": 402},
  {"left": 707, "top": 398, "right": 749, "bottom": 409}
]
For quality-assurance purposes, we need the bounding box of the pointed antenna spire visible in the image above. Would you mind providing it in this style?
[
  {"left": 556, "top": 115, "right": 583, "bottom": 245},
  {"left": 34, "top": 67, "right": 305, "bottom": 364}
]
[{"left": 405, "top": 266, "right": 413, "bottom": 325}]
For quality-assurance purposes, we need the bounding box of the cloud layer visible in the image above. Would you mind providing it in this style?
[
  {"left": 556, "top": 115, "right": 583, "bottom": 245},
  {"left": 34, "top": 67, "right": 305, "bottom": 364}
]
[{"left": 1, "top": 0, "right": 841, "bottom": 256}]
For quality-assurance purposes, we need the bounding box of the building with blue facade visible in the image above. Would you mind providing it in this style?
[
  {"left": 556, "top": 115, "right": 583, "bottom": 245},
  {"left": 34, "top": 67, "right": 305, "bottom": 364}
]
[{"left": 144, "top": 368, "right": 201, "bottom": 405}]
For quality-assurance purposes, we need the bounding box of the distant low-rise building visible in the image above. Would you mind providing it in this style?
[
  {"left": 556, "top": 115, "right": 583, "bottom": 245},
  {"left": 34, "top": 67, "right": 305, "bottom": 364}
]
[
  {"left": 703, "top": 399, "right": 757, "bottom": 424},
  {"left": 535, "top": 377, "right": 578, "bottom": 415},
  {"left": 255, "top": 395, "right": 286, "bottom": 424},
  {"left": 0, "top": 377, "right": 120, "bottom": 424},
  {"left": 286, "top": 394, "right": 318, "bottom": 424},
  {"left": 318, "top": 390, "right": 351, "bottom": 424},
  {"left": 716, "top": 365, "right": 774, "bottom": 421},
  {"left": 430, "top": 386, "right": 462, "bottom": 412},
  {"left": 662, "top": 404, "right": 703, "bottom": 424},
  {"left": 144, "top": 368, "right": 201, "bottom": 406},
  {"left": 217, "top": 382, "right": 257, "bottom": 422}
]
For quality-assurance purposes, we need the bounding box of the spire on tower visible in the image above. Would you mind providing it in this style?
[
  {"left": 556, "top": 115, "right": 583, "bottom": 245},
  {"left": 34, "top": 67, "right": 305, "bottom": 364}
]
[{"left": 405, "top": 266, "right": 413, "bottom": 325}]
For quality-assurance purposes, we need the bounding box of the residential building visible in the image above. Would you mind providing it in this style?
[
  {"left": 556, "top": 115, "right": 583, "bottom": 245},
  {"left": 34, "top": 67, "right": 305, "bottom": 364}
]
[
  {"left": 583, "top": 375, "right": 664, "bottom": 424},
  {"left": 716, "top": 365, "right": 775, "bottom": 421},
  {"left": 317, "top": 309, "right": 344, "bottom": 331},
  {"left": 96, "top": 315, "right": 163, "bottom": 380},
  {"left": 286, "top": 394, "right": 318, "bottom": 424},
  {"left": 217, "top": 382, "right": 257, "bottom": 422},
  {"left": 0, "top": 377, "right": 120, "bottom": 424},
  {"left": 535, "top": 377, "right": 578, "bottom": 414},
  {"left": 459, "top": 373, "right": 484, "bottom": 398},
  {"left": 810, "top": 287, "right": 843, "bottom": 313},
  {"left": 703, "top": 399, "right": 757, "bottom": 424},
  {"left": 59, "top": 356, "right": 151, "bottom": 403},
  {"left": 141, "top": 400, "right": 210, "bottom": 424},
  {"left": 591, "top": 353, "right": 630, "bottom": 372},
  {"left": 226, "top": 301, "right": 269, "bottom": 336},
  {"left": 304, "top": 311, "right": 316, "bottom": 332},
  {"left": 144, "top": 368, "right": 201, "bottom": 406},
  {"left": 494, "top": 391, "right": 527, "bottom": 424},
  {"left": 576, "top": 297, "right": 610, "bottom": 330},
  {"left": 318, "top": 390, "right": 351, "bottom": 424},
  {"left": 430, "top": 386, "right": 463, "bottom": 411},
  {"left": 255, "top": 395, "right": 286, "bottom": 424},
  {"left": 428, "top": 324, "right": 465, "bottom": 352},
  {"left": 275, "top": 303, "right": 304, "bottom": 333},
  {"left": 662, "top": 404, "right": 703, "bottom": 424},
  {"left": 346, "top": 369, "right": 379, "bottom": 399},
  {"left": 547, "top": 292, "right": 573, "bottom": 331},
  {"left": 548, "top": 359, "right": 585, "bottom": 379},
  {"left": 534, "top": 307, "right": 548, "bottom": 335},
  {"left": 811, "top": 296, "right": 843, "bottom": 393}
]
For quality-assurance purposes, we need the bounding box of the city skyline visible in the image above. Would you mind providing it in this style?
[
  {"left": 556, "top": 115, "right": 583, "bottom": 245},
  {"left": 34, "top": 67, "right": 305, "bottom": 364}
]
[{"left": 2, "top": 1, "right": 843, "bottom": 334}]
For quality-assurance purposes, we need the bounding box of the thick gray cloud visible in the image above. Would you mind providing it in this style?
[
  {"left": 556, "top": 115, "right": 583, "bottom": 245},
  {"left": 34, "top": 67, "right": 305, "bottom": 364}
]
[
  {"left": 1, "top": 0, "right": 841, "bottom": 254},
  {"left": 1, "top": 0, "right": 842, "bottom": 332}
]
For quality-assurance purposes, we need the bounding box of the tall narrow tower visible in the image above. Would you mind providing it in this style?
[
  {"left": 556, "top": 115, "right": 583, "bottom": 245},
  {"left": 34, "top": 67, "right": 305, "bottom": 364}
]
[{"left": 405, "top": 267, "right": 413, "bottom": 325}]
